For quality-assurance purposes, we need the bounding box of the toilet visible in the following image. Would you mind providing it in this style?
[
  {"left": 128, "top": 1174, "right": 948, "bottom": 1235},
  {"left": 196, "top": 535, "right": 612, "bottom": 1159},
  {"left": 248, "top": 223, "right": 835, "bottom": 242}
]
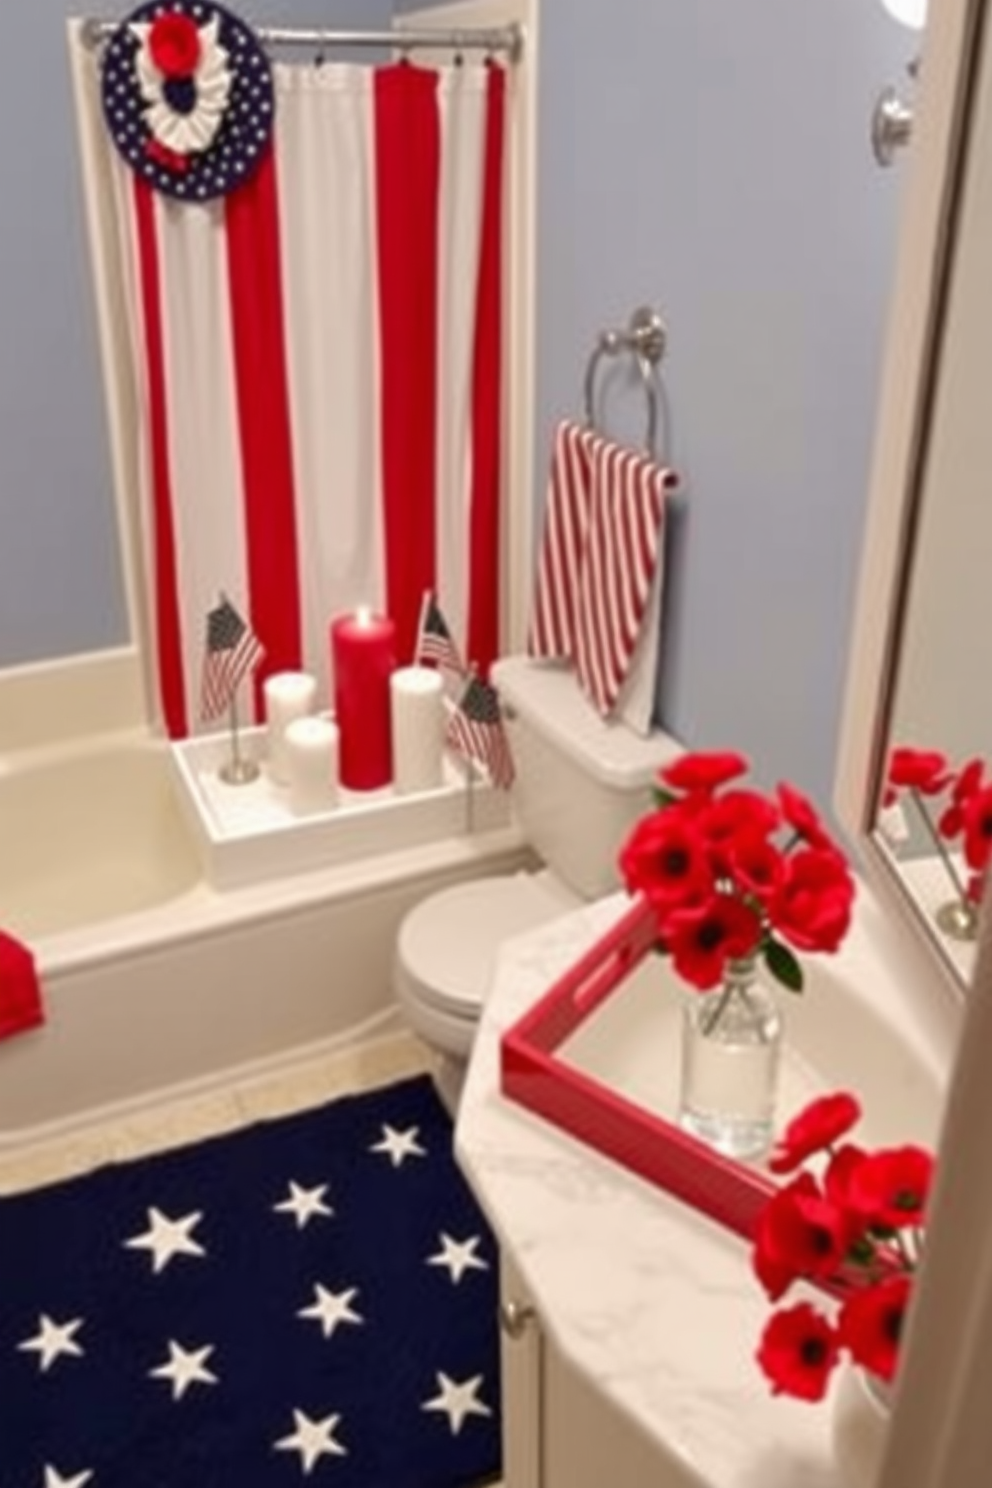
[{"left": 395, "top": 655, "right": 678, "bottom": 1110}]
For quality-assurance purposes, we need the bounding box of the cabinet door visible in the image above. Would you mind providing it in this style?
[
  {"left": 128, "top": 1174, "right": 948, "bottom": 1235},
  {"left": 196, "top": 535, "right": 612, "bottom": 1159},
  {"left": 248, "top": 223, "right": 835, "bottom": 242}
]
[
  {"left": 541, "top": 1339, "right": 683, "bottom": 1488},
  {"left": 499, "top": 1251, "right": 542, "bottom": 1488}
]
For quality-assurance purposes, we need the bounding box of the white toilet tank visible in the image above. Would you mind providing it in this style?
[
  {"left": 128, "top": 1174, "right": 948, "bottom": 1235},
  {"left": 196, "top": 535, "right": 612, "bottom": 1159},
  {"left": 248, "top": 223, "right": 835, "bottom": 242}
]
[{"left": 492, "top": 656, "right": 681, "bottom": 900}]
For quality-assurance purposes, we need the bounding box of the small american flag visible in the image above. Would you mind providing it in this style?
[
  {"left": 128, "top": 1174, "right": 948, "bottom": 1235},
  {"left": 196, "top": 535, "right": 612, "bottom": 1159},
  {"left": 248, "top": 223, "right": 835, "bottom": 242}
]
[
  {"left": 415, "top": 592, "right": 466, "bottom": 677},
  {"left": 199, "top": 595, "right": 264, "bottom": 722},
  {"left": 446, "top": 674, "right": 514, "bottom": 790}
]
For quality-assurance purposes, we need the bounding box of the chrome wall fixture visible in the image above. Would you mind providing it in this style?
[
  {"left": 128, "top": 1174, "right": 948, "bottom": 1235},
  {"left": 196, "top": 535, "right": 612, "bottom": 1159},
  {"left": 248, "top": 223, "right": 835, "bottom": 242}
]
[
  {"left": 872, "top": 58, "right": 919, "bottom": 166},
  {"left": 873, "top": 85, "right": 915, "bottom": 165},
  {"left": 583, "top": 306, "right": 668, "bottom": 458}
]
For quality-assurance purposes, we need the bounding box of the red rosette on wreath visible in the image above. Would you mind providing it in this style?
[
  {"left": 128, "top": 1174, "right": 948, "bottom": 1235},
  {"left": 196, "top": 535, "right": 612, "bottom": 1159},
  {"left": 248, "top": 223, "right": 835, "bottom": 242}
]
[{"left": 100, "top": 1, "right": 275, "bottom": 201}]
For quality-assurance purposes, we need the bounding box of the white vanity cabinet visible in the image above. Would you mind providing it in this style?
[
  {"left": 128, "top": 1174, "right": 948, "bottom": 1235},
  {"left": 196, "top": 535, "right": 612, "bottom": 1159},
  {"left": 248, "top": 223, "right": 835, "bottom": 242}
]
[
  {"left": 498, "top": 1249, "right": 683, "bottom": 1488},
  {"left": 498, "top": 1252, "right": 541, "bottom": 1488}
]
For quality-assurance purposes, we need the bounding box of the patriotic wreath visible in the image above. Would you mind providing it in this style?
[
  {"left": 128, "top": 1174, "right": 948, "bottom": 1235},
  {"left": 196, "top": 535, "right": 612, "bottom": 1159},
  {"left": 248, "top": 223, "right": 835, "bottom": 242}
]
[{"left": 101, "top": 1, "right": 275, "bottom": 202}]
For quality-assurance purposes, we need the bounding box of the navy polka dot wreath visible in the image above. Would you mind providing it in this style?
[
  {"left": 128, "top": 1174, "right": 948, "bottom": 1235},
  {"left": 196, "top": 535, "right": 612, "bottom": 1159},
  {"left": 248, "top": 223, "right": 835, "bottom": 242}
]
[{"left": 101, "top": 1, "right": 275, "bottom": 202}]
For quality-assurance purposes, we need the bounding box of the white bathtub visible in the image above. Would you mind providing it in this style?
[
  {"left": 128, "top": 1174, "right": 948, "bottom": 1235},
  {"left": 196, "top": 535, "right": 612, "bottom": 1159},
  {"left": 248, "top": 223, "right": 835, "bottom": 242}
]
[{"left": 0, "top": 725, "right": 527, "bottom": 1152}]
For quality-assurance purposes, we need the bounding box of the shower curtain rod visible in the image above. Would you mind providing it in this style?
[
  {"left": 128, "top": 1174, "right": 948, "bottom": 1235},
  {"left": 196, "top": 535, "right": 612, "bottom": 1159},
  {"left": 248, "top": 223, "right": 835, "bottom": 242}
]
[{"left": 81, "top": 17, "right": 523, "bottom": 62}]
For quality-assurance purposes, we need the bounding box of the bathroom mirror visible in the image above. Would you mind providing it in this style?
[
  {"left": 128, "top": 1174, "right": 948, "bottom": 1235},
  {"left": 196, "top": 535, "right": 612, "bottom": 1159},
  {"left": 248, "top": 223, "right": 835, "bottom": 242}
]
[{"left": 836, "top": 0, "right": 990, "bottom": 999}]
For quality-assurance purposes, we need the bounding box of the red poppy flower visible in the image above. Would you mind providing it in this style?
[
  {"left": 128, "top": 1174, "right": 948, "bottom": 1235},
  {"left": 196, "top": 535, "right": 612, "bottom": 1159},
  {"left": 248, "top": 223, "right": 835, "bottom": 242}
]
[
  {"left": 962, "top": 785, "right": 992, "bottom": 873},
  {"left": 768, "top": 1092, "right": 862, "bottom": 1175},
  {"left": 839, "top": 1274, "right": 912, "bottom": 1383},
  {"left": 756, "top": 1302, "right": 840, "bottom": 1401},
  {"left": 768, "top": 849, "right": 855, "bottom": 953},
  {"left": 752, "top": 1172, "right": 820, "bottom": 1300},
  {"left": 752, "top": 1234, "right": 800, "bottom": 1303},
  {"left": 761, "top": 1187, "right": 851, "bottom": 1282},
  {"left": 664, "top": 894, "right": 761, "bottom": 989},
  {"left": 777, "top": 782, "right": 834, "bottom": 850},
  {"left": 823, "top": 1143, "right": 869, "bottom": 1210},
  {"left": 658, "top": 750, "right": 749, "bottom": 796},
  {"left": 938, "top": 757, "right": 985, "bottom": 839},
  {"left": 937, "top": 803, "right": 960, "bottom": 839},
  {"left": 847, "top": 1145, "right": 934, "bottom": 1229},
  {"left": 967, "top": 872, "right": 986, "bottom": 906},
  {"left": 698, "top": 792, "right": 781, "bottom": 880},
  {"left": 728, "top": 834, "right": 786, "bottom": 904},
  {"left": 887, "top": 747, "right": 951, "bottom": 795},
  {"left": 618, "top": 810, "right": 714, "bottom": 912},
  {"left": 149, "top": 13, "right": 202, "bottom": 77}
]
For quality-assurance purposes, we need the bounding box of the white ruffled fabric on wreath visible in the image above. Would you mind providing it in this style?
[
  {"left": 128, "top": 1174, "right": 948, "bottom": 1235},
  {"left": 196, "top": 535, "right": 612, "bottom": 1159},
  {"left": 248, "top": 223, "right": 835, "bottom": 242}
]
[{"left": 129, "top": 15, "right": 232, "bottom": 156}]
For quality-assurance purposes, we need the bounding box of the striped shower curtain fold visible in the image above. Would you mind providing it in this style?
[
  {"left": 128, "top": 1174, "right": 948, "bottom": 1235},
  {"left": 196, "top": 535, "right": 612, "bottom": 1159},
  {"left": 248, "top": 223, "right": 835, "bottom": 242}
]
[{"left": 77, "top": 48, "right": 506, "bottom": 736}]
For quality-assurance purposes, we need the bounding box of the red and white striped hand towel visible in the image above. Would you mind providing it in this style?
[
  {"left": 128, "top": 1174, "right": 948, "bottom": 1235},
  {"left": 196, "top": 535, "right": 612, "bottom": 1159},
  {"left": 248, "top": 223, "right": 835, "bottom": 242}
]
[
  {"left": 527, "top": 420, "right": 595, "bottom": 659},
  {"left": 574, "top": 437, "right": 676, "bottom": 719}
]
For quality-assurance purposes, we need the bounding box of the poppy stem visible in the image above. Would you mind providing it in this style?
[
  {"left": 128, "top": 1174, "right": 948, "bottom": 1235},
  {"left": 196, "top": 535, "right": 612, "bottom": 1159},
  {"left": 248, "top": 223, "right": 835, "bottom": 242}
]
[
  {"left": 909, "top": 788, "right": 968, "bottom": 902},
  {"left": 893, "top": 1229, "right": 914, "bottom": 1271},
  {"left": 700, "top": 982, "right": 735, "bottom": 1036},
  {"left": 700, "top": 959, "right": 756, "bottom": 1036}
]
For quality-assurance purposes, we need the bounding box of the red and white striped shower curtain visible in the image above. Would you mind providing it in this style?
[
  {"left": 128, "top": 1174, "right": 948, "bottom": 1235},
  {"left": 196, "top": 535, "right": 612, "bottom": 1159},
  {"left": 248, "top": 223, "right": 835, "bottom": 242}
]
[{"left": 76, "top": 46, "right": 505, "bottom": 736}]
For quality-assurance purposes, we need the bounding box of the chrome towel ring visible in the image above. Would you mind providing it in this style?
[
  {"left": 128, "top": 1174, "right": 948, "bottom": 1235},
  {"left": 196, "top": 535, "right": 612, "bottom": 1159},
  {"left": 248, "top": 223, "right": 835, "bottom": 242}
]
[{"left": 583, "top": 305, "right": 668, "bottom": 458}]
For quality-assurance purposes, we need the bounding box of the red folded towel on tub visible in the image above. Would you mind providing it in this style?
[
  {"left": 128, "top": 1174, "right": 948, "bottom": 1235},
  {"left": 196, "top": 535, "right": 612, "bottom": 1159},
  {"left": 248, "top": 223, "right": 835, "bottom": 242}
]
[{"left": 0, "top": 931, "right": 45, "bottom": 1039}]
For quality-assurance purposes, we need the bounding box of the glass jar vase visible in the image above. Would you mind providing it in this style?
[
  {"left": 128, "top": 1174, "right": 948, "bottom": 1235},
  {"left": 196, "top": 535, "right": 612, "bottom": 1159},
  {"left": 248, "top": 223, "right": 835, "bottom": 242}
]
[{"left": 678, "top": 954, "right": 782, "bottom": 1162}]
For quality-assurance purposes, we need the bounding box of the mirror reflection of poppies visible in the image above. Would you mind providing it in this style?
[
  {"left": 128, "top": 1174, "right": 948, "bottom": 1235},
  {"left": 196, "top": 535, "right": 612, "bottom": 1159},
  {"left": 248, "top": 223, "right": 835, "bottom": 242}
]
[{"left": 878, "top": 746, "right": 992, "bottom": 948}]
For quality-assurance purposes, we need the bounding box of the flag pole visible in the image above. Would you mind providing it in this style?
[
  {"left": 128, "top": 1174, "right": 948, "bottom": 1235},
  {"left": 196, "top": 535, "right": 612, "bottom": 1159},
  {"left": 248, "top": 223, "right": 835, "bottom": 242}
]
[
  {"left": 462, "top": 664, "right": 478, "bottom": 835},
  {"left": 219, "top": 686, "right": 260, "bottom": 785},
  {"left": 414, "top": 587, "right": 431, "bottom": 668}
]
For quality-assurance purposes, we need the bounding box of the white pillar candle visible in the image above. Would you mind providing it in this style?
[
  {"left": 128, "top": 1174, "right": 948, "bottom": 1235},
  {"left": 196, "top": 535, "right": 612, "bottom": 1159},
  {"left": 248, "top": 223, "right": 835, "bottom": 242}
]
[
  {"left": 284, "top": 716, "right": 339, "bottom": 814},
  {"left": 390, "top": 666, "right": 445, "bottom": 795},
  {"left": 264, "top": 671, "right": 318, "bottom": 784}
]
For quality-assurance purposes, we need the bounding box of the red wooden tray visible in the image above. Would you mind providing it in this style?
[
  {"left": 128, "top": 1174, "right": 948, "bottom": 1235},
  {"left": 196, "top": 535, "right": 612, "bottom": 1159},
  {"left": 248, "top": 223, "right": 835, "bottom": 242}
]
[{"left": 500, "top": 895, "right": 777, "bottom": 1242}]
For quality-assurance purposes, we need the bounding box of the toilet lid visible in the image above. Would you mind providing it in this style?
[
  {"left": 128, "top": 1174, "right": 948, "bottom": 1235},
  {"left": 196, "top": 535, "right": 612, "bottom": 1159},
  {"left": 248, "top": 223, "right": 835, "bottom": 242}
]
[{"left": 398, "top": 876, "right": 569, "bottom": 1019}]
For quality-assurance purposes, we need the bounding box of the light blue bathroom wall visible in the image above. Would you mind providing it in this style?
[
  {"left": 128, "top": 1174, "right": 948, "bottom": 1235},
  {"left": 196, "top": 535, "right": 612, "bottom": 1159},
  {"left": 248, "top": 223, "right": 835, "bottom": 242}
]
[
  {"left": 0, "top": 0, "right": 393, "bottom": 670},
  {"left": 540, "top": 1, "right": 916, "bottom": 809},
  {"left": 396, "top": 0, "right": 916, "bottom": 810}
]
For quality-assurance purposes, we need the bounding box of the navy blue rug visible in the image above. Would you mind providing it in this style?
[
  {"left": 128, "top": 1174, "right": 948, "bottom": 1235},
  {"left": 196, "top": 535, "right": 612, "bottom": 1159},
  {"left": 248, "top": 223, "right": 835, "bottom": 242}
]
[{"left": 0, "top": 1075, "right": 501, "bottom": 1488}]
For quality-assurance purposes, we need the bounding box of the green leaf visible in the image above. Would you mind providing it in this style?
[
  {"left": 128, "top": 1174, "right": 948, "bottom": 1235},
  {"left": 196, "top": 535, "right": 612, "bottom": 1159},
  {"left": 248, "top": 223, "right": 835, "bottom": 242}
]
[
  {"left": 848, "top": 1238, "right": 876, "bottom": 1267},
  {"left": 763, "top": 937, "right": 804, "bottom": 993},
  {"left": 652, "top": 787, "right": 680, "bottom": 809}
]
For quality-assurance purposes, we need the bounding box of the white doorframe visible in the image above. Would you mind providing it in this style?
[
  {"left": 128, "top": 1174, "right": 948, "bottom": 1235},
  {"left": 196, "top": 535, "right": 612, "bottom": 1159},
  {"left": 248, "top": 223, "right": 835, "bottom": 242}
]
[{"left": 397, "top": 0, "right": 539, "bottom": 655}]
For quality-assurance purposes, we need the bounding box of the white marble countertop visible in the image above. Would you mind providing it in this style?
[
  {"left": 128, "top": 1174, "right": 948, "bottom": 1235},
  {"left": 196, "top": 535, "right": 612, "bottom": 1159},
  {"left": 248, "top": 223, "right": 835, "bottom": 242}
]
[{"left": 455, "top": 889, "right": 958, "bottom": 1488}]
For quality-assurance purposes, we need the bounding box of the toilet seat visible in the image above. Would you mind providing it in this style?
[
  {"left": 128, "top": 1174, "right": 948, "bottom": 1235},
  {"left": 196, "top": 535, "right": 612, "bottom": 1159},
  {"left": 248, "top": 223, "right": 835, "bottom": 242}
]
[{"left": 396, "top": 872, "right": 576, "bottom": 1024}]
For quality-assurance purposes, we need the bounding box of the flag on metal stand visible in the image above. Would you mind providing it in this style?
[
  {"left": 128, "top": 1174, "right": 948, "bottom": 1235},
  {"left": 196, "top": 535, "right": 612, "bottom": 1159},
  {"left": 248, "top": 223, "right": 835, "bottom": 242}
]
[
  {"left": 414, "top": 591, "right": 466, "bottom": 680},
  {"left": 200, "top": 594, "right": 264, "bottom": 723},
  {"left": 199, "top": 594, "right": 265, "bottom": 785},
  {"left": 445, "top": 673, "right": 515, "bottom": 790}
]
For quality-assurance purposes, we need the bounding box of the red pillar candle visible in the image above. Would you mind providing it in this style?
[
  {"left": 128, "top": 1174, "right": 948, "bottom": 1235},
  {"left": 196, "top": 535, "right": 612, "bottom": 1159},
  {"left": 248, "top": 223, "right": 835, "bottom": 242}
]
[{"left": 330, "top": 608, "right": 397, "bottom": 790}]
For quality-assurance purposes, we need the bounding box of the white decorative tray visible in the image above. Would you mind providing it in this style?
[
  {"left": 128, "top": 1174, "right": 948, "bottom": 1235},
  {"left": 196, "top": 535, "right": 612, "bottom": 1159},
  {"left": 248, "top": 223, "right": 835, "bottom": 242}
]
[{"left": 169, "top": 724, "right": 511, "bottom": 890}]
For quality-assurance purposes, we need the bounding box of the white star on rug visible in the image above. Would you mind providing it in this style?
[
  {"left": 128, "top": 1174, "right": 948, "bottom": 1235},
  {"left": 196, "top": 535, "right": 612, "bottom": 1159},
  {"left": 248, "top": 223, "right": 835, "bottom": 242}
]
[
  {"left": 44, "top": 1467, "right": 93, "bottom": 1488},
  {"left": 422, "top": 1371, "right": 493, "bottom": 1435},
  {"left": 149, "top": 1340, "right": 219, "bottom": 1401},
  {"left": 369, "top": 1123, "right": 427, "bottom": 1167},
  {"left": 124, "top": 1207, "right": 206, "bottom": 1273},
  {"left": 427, "top": 1233, "right": 490, "bottom": 1284},
  {"left": 18, "top": 1315, "right": 84, "bottom": 1372},
  {"left": 273, "top": 1180, "right": 334, "bottom": 1229},
  {"left": 297, "top": 1284, "right": 363, "bottom": 1339},
  {"left": 274, "top": 1409, "right": 347, "bottom": 1472}
]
